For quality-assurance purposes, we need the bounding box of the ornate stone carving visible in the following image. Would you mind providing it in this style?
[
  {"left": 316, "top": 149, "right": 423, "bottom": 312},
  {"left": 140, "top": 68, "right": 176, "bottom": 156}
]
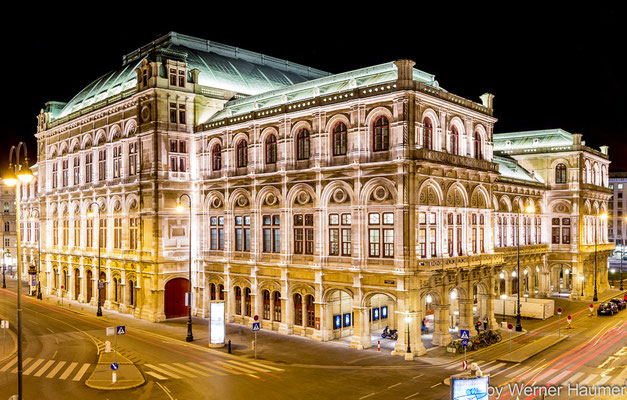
[
  {"left": 372, "top": 186, "right": 388, "bottom": 202},
  {"left": 296, "top": 191, "right": 311, "bottom": 205},
  {"left": 332, "top": 188, "right": 346, "bottom": 204},
  {"left": 265, "top": 193, "right": 278, "bottom": 206},
  {"left": 237, "top": 195, "right": 248, "bottom": 207}
]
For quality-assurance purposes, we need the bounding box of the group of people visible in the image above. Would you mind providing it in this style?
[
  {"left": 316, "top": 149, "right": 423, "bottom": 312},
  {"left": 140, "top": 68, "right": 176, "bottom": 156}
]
[{"left": 475, "top": 315, "right": 489, "bottom": 334}]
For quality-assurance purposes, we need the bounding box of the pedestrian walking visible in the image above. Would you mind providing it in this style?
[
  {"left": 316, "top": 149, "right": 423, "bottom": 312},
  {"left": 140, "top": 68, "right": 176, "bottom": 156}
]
[
  {"left": 483, "top": 315, "right": 488, "bottom": 331},
  {"left": 421, "top": 318, "right": 426, "bottom": 334}
]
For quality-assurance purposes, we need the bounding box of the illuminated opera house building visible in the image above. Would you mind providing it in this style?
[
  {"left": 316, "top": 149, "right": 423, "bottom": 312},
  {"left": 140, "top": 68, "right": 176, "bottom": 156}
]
[{"left": 20, "top": 32, "right": 612, "bottom": 356}]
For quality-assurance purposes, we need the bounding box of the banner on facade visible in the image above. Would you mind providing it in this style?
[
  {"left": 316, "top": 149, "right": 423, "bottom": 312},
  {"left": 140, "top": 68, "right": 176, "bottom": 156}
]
[{"left": 209, "top": 301, "right": 225, "bottom": 346}]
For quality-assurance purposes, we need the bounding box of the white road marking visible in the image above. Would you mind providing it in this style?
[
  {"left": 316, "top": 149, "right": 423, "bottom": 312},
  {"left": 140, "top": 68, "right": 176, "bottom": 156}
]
[
  {"left": 12, "top": 357, "right": 33, "bottom": 373},
  {"left": 359, "top": 393, "right": 375, "bottom": 400},
  {"left": 144, "top": 364, "right": 182, "bottom": 379},
  {"left": 445, "top": 363, "right": 460, "bottom": 370},
  {"left": 59, "top": 362, "right": 78, "bottom": 380},
  {"left": 224, "top": 360, "right": 271, "bottom": 373},
  {"left": 220, "top": 362, "right": 258, "bottom": 374},
  {"left": 159, "top": 363, "right": 196, "bottom": 378},
  {"left": 172, "top": 362, "right": 210, "bottom": 377},
  {"left": 412, "top": 374, "right": 424, "bottom": 380},
  {"left": 547, "top": 370, "right": 573, "bottom": 384},
  {"left": 430, "top": 383, "right": 442, "bottom": 388},
  {"left": 156, "top": 382, "right": 175, "bottom": 400},
  {"left": 567, "top": 372, "right": 585, "bottom": 383},
  {"left": 596, "top": 375, "right": 612, "bottom": 386},
  {"left": 404, "top": 392, "right": 420, "bottom": 399},
  {"left": 201, "top": 362, "right": 241, "bottom": 375},
  {"left": 24, "top": 359, "right": 45, "bottom": 375},
  {"left": 0, "top": 358, "right": 18, "bottom": 372},
  {"left": 579, "top": 374, "right": 598, "bottom": 386},
  {"left": 34, "top": 360, "right": 55, "bottom": 377},
  {"left": 46, "top": 361, "right": 66, "bottom": 378},
  {"left": 249, "top": 361, "right": 284, "bottom": 372},
  {"left": 483, "top": 363, "right": 507, "bottom": 373},
  {"left": 387, "top": 382, "right": 402, "bottom": 389},
  {"left": 146, "top": 371, "right": 169, "bottom": 380},
  {"left": 506, "top": 366, "right": 531, "bottom": 378},
  {"left": 52, "top": 351, "right": 57, "bottom": 359},
  {"left": 491, "top": 363, "right": 519, "bottom": 377},
  {"left": 72, "top": 363, "right": 91, "bottom": 381},
  {"left": 190, "top": 362, "right": 227, "bottom": 376}
]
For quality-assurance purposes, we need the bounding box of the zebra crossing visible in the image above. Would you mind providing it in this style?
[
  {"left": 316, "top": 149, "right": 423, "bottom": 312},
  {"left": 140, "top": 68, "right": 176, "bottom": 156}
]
[
  {"left": 444, "top": 359, "right": 627, "bottom": 387},
  {"left": 0, "top": 357, "right": 92, "bottom": 382},
  {"left": 143, "top": 359, "right": 285, "bottom": 381}
]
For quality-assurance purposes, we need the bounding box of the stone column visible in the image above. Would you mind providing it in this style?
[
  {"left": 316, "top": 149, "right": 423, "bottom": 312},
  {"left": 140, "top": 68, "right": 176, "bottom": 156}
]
[
  {"left": 432, "top": 305, "right": 452, "bottom": 346},
  {"left": 484, "top": 295, "right": 499, "bottom": 330},
  {"left": 349, "top": 306, "right": 371, "bottom": 350},
  {"left": 279, "top": 296, "right": 292, "bottom": 335},
  {"left": 505, "top": 277, "right": 512, "bottom": 296},
  {"left": 312, "top": 300, "right": 323, "bottom": 341}
]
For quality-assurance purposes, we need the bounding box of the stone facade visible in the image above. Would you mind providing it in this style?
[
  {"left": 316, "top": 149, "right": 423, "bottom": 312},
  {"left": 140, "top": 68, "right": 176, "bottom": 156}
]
[{"left": 19, "top": 32, "right": 612, "bottom": 356}]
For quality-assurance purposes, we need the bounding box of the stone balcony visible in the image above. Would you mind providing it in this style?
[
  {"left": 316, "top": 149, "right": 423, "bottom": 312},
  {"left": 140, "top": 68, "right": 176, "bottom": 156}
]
[{"left": 418, "top": 252, "right": 504, "bottom": 272}]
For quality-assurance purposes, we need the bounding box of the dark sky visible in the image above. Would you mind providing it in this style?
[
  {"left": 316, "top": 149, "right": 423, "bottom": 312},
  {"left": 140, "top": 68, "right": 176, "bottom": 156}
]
[{"left": 3, "top": 5, "right": 624, "bottom": 170}]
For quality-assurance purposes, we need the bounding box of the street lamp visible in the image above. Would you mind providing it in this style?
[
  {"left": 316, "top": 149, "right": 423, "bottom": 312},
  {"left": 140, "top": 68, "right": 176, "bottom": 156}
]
[
  {"left": 610, "top": 268, "right": 616, "bottom": 288},
  {"left": 87, "top": 202, "right": 103, "bottom": 317},
  {"left": 404, "top": 312, "right": 411, "bottom": 355},
  {"left": 3, "top": 142, "right": 34, "bottom": 400},
  {"left": 516, "top": 204, "right": 535, "bottom": 332},
  {"left": 593, "top": 212, "right": 608, "bottom": 302},
  {"left": 177, "top": 194, "right": 194, "bottom": 342},
  {"left": 580, "top": 275, "right": 584, "bottom": 297},
  {"left": 500, "top": 293, "right": 507, "bottom": 323}
]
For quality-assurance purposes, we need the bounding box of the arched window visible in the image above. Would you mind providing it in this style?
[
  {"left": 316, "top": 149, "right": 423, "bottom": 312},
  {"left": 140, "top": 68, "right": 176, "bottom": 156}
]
[
  {"left": 273, "top": 291, "right": 281, "bottom": 321},
  {"left": 218, "top": 284, "right": 224, "bottom": 300},
  {"left": 129, "top": 280, "right": 135, "bottom": 307},
  {"left": 473, "top": 131, "right": 482, "bottom": 159},
  {"left": 235, "top": 286, "right": 242, "bottom": 315},
  {"left": 333, "top": 122, "right": 347, "bottom": 156},
  {"left": 212, "top": 144, "right": 222, "bottom": 171},
  {"left": 582, "top": 163, "right": 587, "bottom": 183},
  {"left": 265, "top": 134, "right": 277, "bottom": 164},
  {"left": 3, "top": 202, "right": 8, "bottom": 213},
  {"left": 296, "top": 129, "right": 310, "bottom": 160},
  {"left": 244, "top": 287, "right": 252, "bottom": 317},
  {"left": 423, "top": 118, "right": 433, "bottom": 150},
  {"left": 306, "top": 294, "right": 315, "bottom": 328},
  {"left": 294, "top": 293, "right": 303, "bottom": 326},
  {"left": 262, "top": 290, "right": 270, "bottom": 320},
  {"left": 373, "top": 116, "right": 389, "bottom": 152},
  {"left": 555, "top": 163, "right": 567, "bottom": 184},
  {"left": 236, "top": 140, "right": 248, "bottom": 168},
  {"left": 210, "top": 283, "right": 216, "bottom": 301},
  {"left": 449, "top": 125, "right": 459, "bottom": 155}
]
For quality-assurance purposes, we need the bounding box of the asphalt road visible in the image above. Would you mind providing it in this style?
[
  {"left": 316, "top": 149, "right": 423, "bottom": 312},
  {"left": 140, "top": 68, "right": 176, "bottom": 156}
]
[{"left": 0, "top": 280, "right": 625, "bottom": 400}]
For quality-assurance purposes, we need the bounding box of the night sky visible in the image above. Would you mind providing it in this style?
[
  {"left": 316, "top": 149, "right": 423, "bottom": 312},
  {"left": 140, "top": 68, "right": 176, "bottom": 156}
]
[{"left": 2, "top": 6, "right": 624, "bottom": 170}]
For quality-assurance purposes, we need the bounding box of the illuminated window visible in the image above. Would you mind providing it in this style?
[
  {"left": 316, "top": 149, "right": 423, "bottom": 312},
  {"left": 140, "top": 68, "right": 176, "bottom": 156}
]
[
  {"left": 449, "top": 125, "right": 459, "bottom": 155},
  {"left": 85, "top": 153, "right": 93, "bottom": 183},
  {"left": 113, "top": 145, "right": 122, "bottom": 178},
  {"left": 98, "top": 149, "right": 106, "bottom": 181},
  {"left": 329, "top": 213, "right": 351, "bottom": 256},
  {"left": 73, "top": 220, "right": 80, "bottom": 247},
  {"left": 209, "top": 216, "right": 224, "bottom": 250},
  {"left": 129, "top": 217, "right": 139, "bottom": 250},
  {"left": 62, "top": 159, "right": 68, "bottom": 187},
  {"left": 128, "top": 142, "right": 138, "bottom": 176},
  {"left": 555, "top": 163, "right": 567, "bottom": 184},
  {"left": 369, "top": 212, "right": 394, "bottom": 258},
  {"left": 262, "top": 290, "right": 271, "bottom": 320},
  {"left": 86, "top": 219, "right": 93, "bottom": 248},
  {"left": 234, "top": 215, "right": 250, "bottom": 251},
  {"left": 169, "top": 139, "right": 188, "bottom": 172},
  {"left": 113, "top": 218, "right": 122, "bottom": 249},
  {"left": 293, "top": 214, "right": 313, "bottom": 254},
  {"left": 423, "top": 118, "right": 433, "bottom": 150},
  {"left": 73, "top": 157, "right": 80, "bottom": 185},
  {"left": 99, "top": 218, "right": 107, "bottom": 248},
  {"left": 333, "top": 122, "right": 347, "bottom": 156},
  {"left": 212, "top": 144, "right": 222, "bottom": 171},
  {"left": 273, "top": 291, "right": 281, "bottom": 321},
  {"left": 474, "top": 131, "right": 483, "bottom": 159},
  {"left": 296, "top": 129, "right": 310, "bottom": 160},
  {"left": 373, "top": 116, "right": 389, "bottom": 152},
  {"left": 265, "top": 134, "right": 277, "bottom": 164}
]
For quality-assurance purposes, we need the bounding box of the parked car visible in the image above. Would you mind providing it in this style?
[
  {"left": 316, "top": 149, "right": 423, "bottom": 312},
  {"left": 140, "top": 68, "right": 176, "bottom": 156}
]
[
  {"left": 624, "top": 293, "right": 627, "bottom": 302},
  {"left": 597, "top": 302, "right": 619, "bottom": 316},
  {"left": 609, "top": 298, "right": 627, "bottom": 310}
]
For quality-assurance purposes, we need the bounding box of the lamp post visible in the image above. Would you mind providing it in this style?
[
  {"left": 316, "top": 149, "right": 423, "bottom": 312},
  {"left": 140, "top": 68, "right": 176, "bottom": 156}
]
[
  {"left": 2, "top": 213, "right": 5, "bottom": 289},
  {"left": 593, "top": 212, "right": 608, "bottom": 302},
  {"left": 3, "top": 142, "right": 35, "bottom": 400},
  {"left": 515, "top": 204, "right": 535, "bottom": 332},
  {"left": 88, "top": 201, "right": 103, "bottom": 316},
  {"left": 177, "top": 194, "right": 194, "bottom": 342},
  {"left": 580, "top": 275, "right": 584, "bottom": 297},
  {"left": 404, "top": 312, "right": 411, "bottom": 355}
]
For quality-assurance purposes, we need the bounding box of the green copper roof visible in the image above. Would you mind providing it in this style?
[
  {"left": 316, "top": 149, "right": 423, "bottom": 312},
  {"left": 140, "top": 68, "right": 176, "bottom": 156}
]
[
  {"left": 493, "top": 129, "right": 574, "bottom": 151},
  {"left": 494, "top": 155, "right": 544, "bottom": 184},
  {"left": 206, "top": 62, "right": 438, "bottom": 122},
  {"left": 54, "top": 32, "right": 330, "bottom": 120}
]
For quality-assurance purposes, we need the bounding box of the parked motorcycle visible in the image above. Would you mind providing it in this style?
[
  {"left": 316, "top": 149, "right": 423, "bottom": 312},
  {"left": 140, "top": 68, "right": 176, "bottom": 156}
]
[{"left": 381, "top": 325, "right": 398, "bottom": 340}]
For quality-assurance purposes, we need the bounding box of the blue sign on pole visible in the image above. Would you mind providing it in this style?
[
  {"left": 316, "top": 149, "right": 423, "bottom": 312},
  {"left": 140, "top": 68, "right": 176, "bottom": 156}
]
[
  {"left": 117, "top": 326, "right": 126, "bottom": 335},
  {"left": 111, "top": 362, "right": 119, "bottom": 371},
  {"left": 252, "top": 322, "right": 260, "bottom": 331},
  {"left": 461, "top": 339, "right": 469, "bottom": 347},
  {"left": 460, "top": 330, "right": 470, "bottom": 340}
]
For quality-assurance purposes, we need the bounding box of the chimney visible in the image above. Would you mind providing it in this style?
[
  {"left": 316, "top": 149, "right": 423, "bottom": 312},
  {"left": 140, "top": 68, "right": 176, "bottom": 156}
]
[
  {"left": 600, "top": 145, "right": 609, "bottom": 155},
  {"left": 572, "top": 133, "right": 582, "bottom": 145},
  {"left": 394, "top": 59, "right": 416, "bottom": 87},
  {"left": 479, "top": 93, "right": 494, "bottom": 110}
]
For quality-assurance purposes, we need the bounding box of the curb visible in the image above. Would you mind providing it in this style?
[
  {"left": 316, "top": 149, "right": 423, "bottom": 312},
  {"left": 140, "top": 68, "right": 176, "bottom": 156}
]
[
  {"left": 0, "top": 327, "right": 18, "bottom": 364},
  {"left": 85, "top": 351, "right": 145, "bottom": 391}
]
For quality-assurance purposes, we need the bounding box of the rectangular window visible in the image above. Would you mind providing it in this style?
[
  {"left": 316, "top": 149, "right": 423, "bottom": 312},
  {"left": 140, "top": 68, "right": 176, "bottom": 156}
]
[
  {"left": 170, "top": 102, "right": 177, "bottom": 123},
  {"left": 113, "top": 145, "right": 122, "bottom": 178},
  {"left": 62, "top": 220, "right": 69, "bottom": 246},
  {"left": 128, "top": 142, "right": 138, "bottom": 176},
  {"left": 234, "top": 215, "right": 250, "bottom": 251},
  {"left": 448, "top": 227, "right": 453, "bottom": 255},
  {"left": 384, "top": 229, "right": 394, "bottom": 257},
  {"left": 419, "top": 228, "right": 426, "bottom": 258},
  {"left": 52, "top": 162, "right": 58, "bottom": 189},
  {"left": 552, "top": 227, "right": 560, "bottom": 244},
  {"left": 169, "top": 69, "right": 177, "bottom": 86},
  {"left": 457, "top": 227, "right": 462, "bottom": 255},
  {"left": 53, "top": 220, "right": 58, "bottom": 246},
  {"left": 480, "top": 228, "right": 485, "bottom": 253},
  {"left": 85, "top": 153, "right": 93, "bottom": 183},
  {"left": 74, "top": 220, "right": 80, "bottom": 247},
  {"left": 73, "top": 157, "right": 80, "bottom": 185},
  {"left": 169, "top": 103, "right": 186, "bottom": 124},
  {"left": 129, "top": 217, "right": 139, "bottom": 250},
  {"left": 62, "top": 159, "right": 69, "bottom": 187},
  {"left": 87, "top": 219, "right": 93, "bottom": 248},
  {"left": 169, "top": 139, "right": 188, "bottom": 173},
  {"left": 293, "top": 214, "right": 312, "bottom": 254},
  {"left": 178, "top": 69, "right": 185, "bottom": 87},
  {"left": 369, "top": 229, "right": 380, "bottom": 257},
  {"left": 562, "top": 227, "right": 571, "bottom": 244},
  {"left": 262, "top": 215, "right": 281, "bottom": 253},
  {"left": 98, "top": 149, "right": 106, "bottom": 181},
  {"left": 341, "top": 228, "right": 351, "bottom": 256},
  {"left": 114, "top": 218, "right": 122, "bottom": 249},
  {"left": 99, "top": 218, "right": 107, "bottom": 248}
]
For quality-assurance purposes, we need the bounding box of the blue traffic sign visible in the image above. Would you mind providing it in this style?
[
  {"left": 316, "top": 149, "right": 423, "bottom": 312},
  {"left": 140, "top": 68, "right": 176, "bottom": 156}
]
[
  {"left": 461, "top": 339, "right": 469, "bottom": 347},
  {"left": 460, "top": 329, "right": 470, "bottom": 340},
  {"left": 117, "top": 326, "right": 126, "bottom": 335},
  {"left": 252, "top": 322, "right": 260, "bottom": 331},
  {"left": 110, "top": 362, "right": 119, "bottom": 371}
]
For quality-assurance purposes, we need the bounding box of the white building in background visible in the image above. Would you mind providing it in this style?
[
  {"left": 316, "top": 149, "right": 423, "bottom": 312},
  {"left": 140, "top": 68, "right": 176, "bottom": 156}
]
[
  {"left": 19, "top": 32, "right": 613, "bottom": 356},
  {"left": 1, "top": 187, "right": 17, "bottom": 273}
]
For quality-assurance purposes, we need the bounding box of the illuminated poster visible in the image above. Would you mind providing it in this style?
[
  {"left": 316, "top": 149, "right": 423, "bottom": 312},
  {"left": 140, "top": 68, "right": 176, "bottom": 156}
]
[
  {"left": 343, "top": 313, "right": 351, "bottom": 327},
  {"left": 210, "top": 302, "right": 225, "bottom": 345},
  {"left": 451, "top": 376, "right": 489, "bottom": 400},
  {"left": 381, "top": 306, "right": 388, "bottom": 319},
  {"left": 334, "top": 315, "right": 341, "bottom": 329},
  {"left": 373, "top": 307, "right": 380, "bottom": 321}
]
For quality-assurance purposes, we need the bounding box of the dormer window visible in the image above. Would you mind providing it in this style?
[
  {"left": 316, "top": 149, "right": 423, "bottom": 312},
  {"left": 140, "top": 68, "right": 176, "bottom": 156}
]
[{"left": 169, "top": 68, "right": 186, "bottom": 88}]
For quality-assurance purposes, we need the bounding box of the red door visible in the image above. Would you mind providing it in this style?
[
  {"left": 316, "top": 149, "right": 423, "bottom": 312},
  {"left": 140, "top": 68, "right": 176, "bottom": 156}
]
[{"left": 165, "top": 278, "right": 189, "bottom": 319}]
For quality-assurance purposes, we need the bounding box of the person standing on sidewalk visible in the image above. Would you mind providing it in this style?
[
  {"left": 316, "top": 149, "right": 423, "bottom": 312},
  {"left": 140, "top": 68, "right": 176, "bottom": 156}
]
[{"left": 483, "top": 315, "right": 488, "bottom": 331}]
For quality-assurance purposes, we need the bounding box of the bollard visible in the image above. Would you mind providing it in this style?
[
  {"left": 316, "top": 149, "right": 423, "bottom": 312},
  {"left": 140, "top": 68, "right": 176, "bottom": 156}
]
[
  {"left": 228, "top": 339, "right": 232, "bottom": 354},
  {"left": 104, "top": 341, "right": 112, "bottom": 353},
  {"left": 377, "top": 340, "right": 381, "bottom": 352},
  {"left": 112, "top": 372, "right": 117, "bottom": 383}
]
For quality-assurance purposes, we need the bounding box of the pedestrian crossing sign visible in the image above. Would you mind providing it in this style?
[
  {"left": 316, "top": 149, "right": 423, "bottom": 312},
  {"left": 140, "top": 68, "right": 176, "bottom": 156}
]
[
  {"left": 460, "top": 330, "right": 470, "bottom": 340},
  {"left": 252, "top": 322, "right": 260, "bottom": 331},
  {"left": 117, "top": 326, "right": 126, "bottom": 335}
]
